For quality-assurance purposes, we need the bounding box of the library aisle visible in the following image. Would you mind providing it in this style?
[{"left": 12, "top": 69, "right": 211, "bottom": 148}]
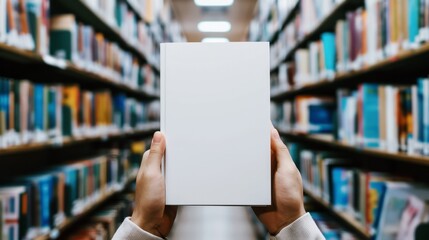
[{"left": 169, "top": 207, "right": 259, "bottom": 240}]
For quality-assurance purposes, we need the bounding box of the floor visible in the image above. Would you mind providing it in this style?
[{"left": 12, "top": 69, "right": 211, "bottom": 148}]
[{"left": 169, "top": 206, "right": 265, "bottom": 240}]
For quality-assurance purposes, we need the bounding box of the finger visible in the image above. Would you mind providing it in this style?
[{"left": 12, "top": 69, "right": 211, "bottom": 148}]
[
  {"left": 146, "top": 131, "right": 166, "bottom": 171},
  {"left": 270, "top": 127, "right": 293, "bottom": 169}
]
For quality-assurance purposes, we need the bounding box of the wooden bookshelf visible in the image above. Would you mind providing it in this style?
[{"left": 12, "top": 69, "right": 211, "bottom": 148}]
[
  {"left": 0, "top": 44, "right": 158, "bottom": 100},
  {"left": 34, "top": 174, "right": 137, "bottom": 240},
  {"left": 271, "top": 42, "right": 429, "bottom": 101},
  {"left": 303, "top": 187, "right": 370, "bottom": 239},
  {"left": 55, "top": 0, "right": 152, "bottom": 65},
  {"left": 279, "top": 131, "right": 429, "bottom": 167},
  {"left": 269, "top": 0, "right": 300, "bottom": 44},
  {"left": 0, "top": 123, "right": 159, "bottom": 158}
]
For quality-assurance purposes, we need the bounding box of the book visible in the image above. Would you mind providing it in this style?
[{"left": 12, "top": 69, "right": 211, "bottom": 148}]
[{"left": 161, "top": 42, "right": 270, "bottom": 205}]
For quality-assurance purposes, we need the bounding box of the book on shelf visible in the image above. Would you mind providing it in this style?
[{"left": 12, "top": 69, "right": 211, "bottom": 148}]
[
  {"left": 0, "top": 145, "right": 143, "bottom": 240},
  {"left": 65, "top": 193, "right": 135, "bottom": 239},
  {"left": 273, "top": 96, "right": 335, "bottom": 134},
  {"left": 269, "top": 0, "right": 429, "bottom": 89},
  {"left": 292, "top": 145, "right": 429, "bottom": 238},
  {"left": 0, "top": 77, "right": 158, "bottom": 149},
  {"left": 335, "top": 79, "right": 429, "bottom": 155},
  {"left": 0, "top": 0, "right": 49, "bottom": 52},
  {"left": 273, "top": 78, "right": 429, "bottom": 156}
]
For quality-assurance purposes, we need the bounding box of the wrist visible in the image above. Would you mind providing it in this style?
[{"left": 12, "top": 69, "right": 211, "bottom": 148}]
[
  {"left": 270, "top": 205, "right": 306, "bottom": 235},
  {"left": 131, "top": 213, "right": 163, "bottom": 237}
]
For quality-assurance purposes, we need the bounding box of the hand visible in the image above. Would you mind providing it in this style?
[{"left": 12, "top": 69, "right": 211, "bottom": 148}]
[
  {"left": 131, "top": 131, "right": 177, "bottom": 238},
  {"left": 252, "top": 126, "right": 306, "bottom": 235}
]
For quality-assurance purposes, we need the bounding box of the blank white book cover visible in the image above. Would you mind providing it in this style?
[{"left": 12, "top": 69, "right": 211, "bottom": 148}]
[{"left": 161, "top": 42, "right": 270, "bottom": 206}]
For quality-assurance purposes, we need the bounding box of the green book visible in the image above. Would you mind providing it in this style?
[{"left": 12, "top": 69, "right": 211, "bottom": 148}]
[{"left": 49, "top": 14, "right": 75, "bottom": 60}]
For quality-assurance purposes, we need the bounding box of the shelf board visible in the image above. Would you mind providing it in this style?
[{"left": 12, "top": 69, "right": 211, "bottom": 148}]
[
  {"left": 271, "top": 42, "right": 429, "bottom": 101},
  {"left": 269, "top": 0, "right": 300, "bottom": 44},
  {"left": 34, "top": 174, "right": 137, "bottom": 240},
  {"left": 0, "top": 44, "right": 158, "bottom": 100},
  {"left": 0, "top": 123, "right": 159, "bottom": 157},
  {"left": 125, "top": 0, "right": 146, "bottom": 23},
  {"left": 279, "top": 131, "right": 429, "bottom": 166},
  {"left": 304, "top": 188, "right": 370, "bottom": 239},
  {"left": 55, "top": 0, "right": 150, "bottom": 65}
]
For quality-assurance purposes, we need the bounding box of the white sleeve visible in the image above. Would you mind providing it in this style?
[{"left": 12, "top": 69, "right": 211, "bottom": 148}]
[
  {"left": 269, "top": 213, "right": 325, "bottom": 240},
  {"left": 112, "top": 217, "right": 165, "bottom": 240}
]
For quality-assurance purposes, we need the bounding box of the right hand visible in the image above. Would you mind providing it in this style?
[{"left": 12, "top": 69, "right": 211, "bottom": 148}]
[{"left": 252, "top": 126, "right": 306, "bottom": 235}]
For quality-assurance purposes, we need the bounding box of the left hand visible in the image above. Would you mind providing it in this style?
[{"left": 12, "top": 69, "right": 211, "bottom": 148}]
[{"left": 131, "top": 132, "right": 177, "bottom": 238}]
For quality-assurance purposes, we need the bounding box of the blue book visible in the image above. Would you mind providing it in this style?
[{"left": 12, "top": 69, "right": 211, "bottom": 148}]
[
  {"left": 4, "top": 79, "right": 10, "bottom": 130},
  {"left": 47, "top": 89, "right": 56, "bottom": 131},
  {"left": 308, "top": 102, "right": 335, "bottom": 134},
  {"left": 0, "top": 78, "right": 5, "bottom": 133},
  {"left": 113, "top": 94, "right": 126, "bottom": 128},
  {"left": 409, "top": 0, "right": 420, "bottom": 43},
  {"left": 420, "top": 79, "right": 429, "bottom": 154},
  {"left": 321, "top": 32, "right": 336, "bottom": 73},
  {"left": 331, "top": 168, "right": 350, "bottom": 209},
  {"left": 362, "top": 84, "right": 380, "bottom": 148},
  {"left": 368, "top": 180, "right": 387, "bottom": 233},
  {"left": 34, "top": 84, "right": 45, "bottom": 131}
]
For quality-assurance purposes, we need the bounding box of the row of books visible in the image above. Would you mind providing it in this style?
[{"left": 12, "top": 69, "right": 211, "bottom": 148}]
[
  {"left": 51, "top": 14, "right": 158, "bottom": 91},
  {"left": 0, "top": 145, "right": 142, "bottom": 240},
  {"left": 291, "top": 145, "right": 429, "bottom": 239},
  {"left": 80, "top": 0, "right": 156, "bottom": 59},
  {"left": 65, "top": 138, "right": 150, "bottom": 240},
  {"left": 268, "top": 0, "right": 344, "bottom": 68},
  {"left": 272, "top": 0, "right": 429, "bottom": 90},
  {"left": 0, "top": 77, "right": 160, "bottom": 149},
  {"left": 65, "top": 193, "right": 135, "bottom": 240},
  {"left": 272, "top": 78, "right": 429, "bottom": 156},
  {"left": 310, "top": 212, "right": 358, "bottom": 239},
  {"left": 0, "top": 1, "right": 160, "bottom": 91},
  {"left": 0, "top": 0, "right": 155, "bottom": 56},
  {"left": 271, "top": 96, "right": 335, "bottom": 134},
  {"left": 337, "top": 80, "right": 429, "bottom": 155}
]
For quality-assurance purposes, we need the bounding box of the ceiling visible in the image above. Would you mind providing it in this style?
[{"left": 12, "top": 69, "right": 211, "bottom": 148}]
[{"left": 170, "top": 0, "right": 258, "bottom": 42}]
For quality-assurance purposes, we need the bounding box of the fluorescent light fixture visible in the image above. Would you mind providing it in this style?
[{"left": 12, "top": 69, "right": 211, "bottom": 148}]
[
  {"left": 198, "top": 21, "right": 231, "bottom": 32},
  {"left": 194, "top": 0, "right": 234, "bottom": 7},
  {"left": 202, "top": 37, "right": 230, "bottom": 43}
]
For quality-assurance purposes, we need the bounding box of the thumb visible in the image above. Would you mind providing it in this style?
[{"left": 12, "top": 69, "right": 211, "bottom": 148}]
[
  {"left": 147, "top": 131, "right": 166, "bottom": 171},
  {"left": 270, "top": 127, "right": 293, "bottom": 169}
]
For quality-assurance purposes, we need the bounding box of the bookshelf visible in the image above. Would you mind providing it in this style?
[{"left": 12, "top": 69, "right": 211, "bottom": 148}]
[
  {"left": 53, "top": 0, "right": 152, "bottom": 65},
  {"left": 0, "top": 123, "right": 159, "bottom": 158},
  {"left": 34, "top": 173, "right": 138, "bottom": 240},
  {"left": 260, "top": 0, "right": 429, "bottom": 238},
  {"left": 271, "top": 42, "right": 429, "bottom": 101},
  {"left": 0, "top": 44, "right": 158, "bottom": 100},
  {"left": 303, "top": 187, "right": 370, "bottom": 239}
]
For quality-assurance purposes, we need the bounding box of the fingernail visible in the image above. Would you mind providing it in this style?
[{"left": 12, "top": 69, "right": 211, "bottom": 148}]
[
  {"left": 152, "top": 132, "right": 162, "bottom": 144},
  {"left": 272, "top": 128, "right": 281, "bottom": 140}
]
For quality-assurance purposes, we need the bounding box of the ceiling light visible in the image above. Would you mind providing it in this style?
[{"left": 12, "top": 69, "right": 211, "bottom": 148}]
[
  {"left": 198, "top": 21, "right": 231, "bottom": 32},
  {"left": 202, "top": 37, "right": 230, "bottom": 43},
  {"left": 194, "top": 0, "right": 234, "bottom": 7}
]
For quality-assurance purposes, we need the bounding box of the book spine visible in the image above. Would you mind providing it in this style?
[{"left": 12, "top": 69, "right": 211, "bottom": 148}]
[{"left": 362, "top": 84, "right": 380, "bottom": 148}]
